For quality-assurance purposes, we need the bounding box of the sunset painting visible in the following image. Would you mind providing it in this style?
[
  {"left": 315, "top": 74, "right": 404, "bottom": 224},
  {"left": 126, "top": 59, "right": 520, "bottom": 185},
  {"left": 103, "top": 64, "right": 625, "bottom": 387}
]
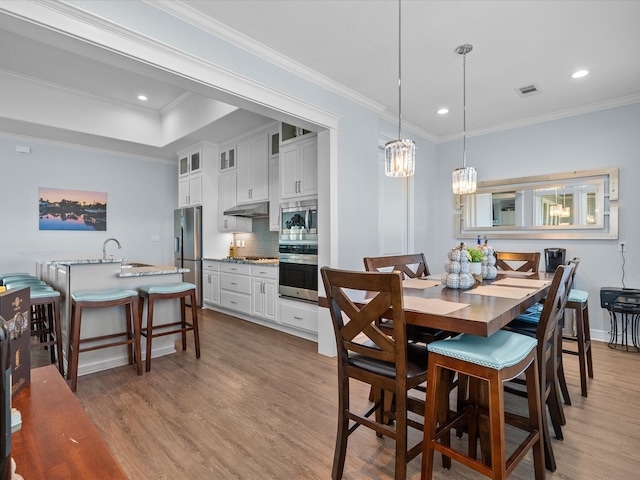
[{"left": 39, "top": 187, "right": 107, "bottom": 231}]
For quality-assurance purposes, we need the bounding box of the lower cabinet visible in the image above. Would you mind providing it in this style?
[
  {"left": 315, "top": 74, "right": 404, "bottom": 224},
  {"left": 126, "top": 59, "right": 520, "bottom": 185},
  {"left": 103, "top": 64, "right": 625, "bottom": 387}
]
[
  {"left": 251, "top": 265, "right": 278, "bottom": 322},
  {"left": 203, "top": 261, "right": 220, "bottom": 307},
  {"left": 219, "top": 262, "right": 252, "bottom": 314},
  {"left": 279, "top": 297, "right": 318, "bottom": 333}
]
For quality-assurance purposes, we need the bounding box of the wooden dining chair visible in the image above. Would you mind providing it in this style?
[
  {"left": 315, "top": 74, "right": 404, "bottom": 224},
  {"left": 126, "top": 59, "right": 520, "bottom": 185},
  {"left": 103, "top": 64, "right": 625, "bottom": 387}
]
[
  {"left": 321, "top": 267, "right": 431, "bottom": 480},
  {"left": 363, "top": 254, "right": 451, "bottom": 344},
  {"left": 494, "top": 251, "right": 541, "bottom": 273},
  {"left": 503, "top": 263, "right": 574, "bottom": 472}
]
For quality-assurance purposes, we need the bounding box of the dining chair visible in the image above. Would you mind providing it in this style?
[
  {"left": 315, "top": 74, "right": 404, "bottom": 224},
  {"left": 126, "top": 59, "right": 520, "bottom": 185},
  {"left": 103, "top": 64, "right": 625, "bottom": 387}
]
[
  {"left": 321, "top": 266, "right": 431, "bottom": 480},
  {"left": 363, "top": 254, "right": 451, "bottom": 344},
  {"left": 503, "top": 263, "right": 574, "bottom": 472},
  {"left": 494, "top": 251, "right": 541, "bottom": 273}
]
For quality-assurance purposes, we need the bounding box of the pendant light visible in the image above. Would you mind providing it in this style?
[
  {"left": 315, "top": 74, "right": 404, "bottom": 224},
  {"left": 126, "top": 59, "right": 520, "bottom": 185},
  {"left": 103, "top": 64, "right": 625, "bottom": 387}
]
[
  {"left": 452, "top": 44, "right": 477, "bottom": 194},
  {"left": 560, "top": 187, "right": 571, "bottom": 218},
  {"left": 549, "top": 189, "right": 562, "bottom": 217},
  {"left": 385, "top": 0, "right": 415, "bottom": 177}
]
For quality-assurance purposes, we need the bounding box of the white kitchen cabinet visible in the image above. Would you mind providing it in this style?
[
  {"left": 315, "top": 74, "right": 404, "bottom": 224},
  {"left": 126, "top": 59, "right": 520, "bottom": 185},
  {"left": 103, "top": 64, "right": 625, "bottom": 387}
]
[
  {"left": 219, "top": 262, "right": 252, "bottom": 314},
  {"left": 279, "top": 135, "right": 318, "bottom": 201},
  {"left": 251, "top": 265, "right": 278, "bottom": 322},
  {"left": 279, "top": 297, "right": 318, "bottom": 333},
  {"left": 203, "top": 261, "right": 220, "bottom": 307},
  {"left": 218, "top": 170, "right": 252, "bottom": 232},
  {"left": 219, "top": 146, "right": 236, "bottom": 171},
  {"left": 237, "top": 132, "right": 269, "bottom": 205},
  {"left": 177, "top": 147, "right": 203, "bottom": 207}
]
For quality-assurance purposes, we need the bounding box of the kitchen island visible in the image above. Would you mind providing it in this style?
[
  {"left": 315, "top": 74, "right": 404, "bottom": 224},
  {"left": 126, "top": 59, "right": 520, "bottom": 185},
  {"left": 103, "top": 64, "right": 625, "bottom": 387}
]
[{"left": 36, "top": 255, "right": 188, "bottom": 377}]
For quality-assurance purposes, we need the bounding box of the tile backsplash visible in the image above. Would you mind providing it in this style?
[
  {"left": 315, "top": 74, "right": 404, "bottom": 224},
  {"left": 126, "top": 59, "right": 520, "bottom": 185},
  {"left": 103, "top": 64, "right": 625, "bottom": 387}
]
[{"left": 233, "top": 217, "right": 279, "bottom": 257}]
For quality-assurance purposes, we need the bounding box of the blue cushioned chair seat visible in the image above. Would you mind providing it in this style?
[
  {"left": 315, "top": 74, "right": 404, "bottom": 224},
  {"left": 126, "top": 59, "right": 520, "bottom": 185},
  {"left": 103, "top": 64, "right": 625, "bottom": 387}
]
[
  {"left": 72, "top": 289, "right": 138, "bottom": 302},
  {"left": 30, "top": 288, "right": 60, "bottom": 299},
  {"left": 568, "top": 289, "right": 588, "bottom": 303},
  {"left": 138, "top": 282, "right": 196, "bottom": 295},
  {"left": 427, "top": 330, "right": 538, "bottom": 370}
]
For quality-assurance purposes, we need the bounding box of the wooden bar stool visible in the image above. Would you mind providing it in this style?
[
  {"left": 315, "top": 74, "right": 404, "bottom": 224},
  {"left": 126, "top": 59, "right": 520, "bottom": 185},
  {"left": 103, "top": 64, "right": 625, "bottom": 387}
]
[
  {"left": 29, "top": 287, "right": 64, "bottom": 375},
  {"left": 68, "top": 289, "right": 142, "bottom": 392},
  {"left": 137, "top": 282, "right": 200, "bottom": 372},
  {"left": 422, "top": 330, "right": 544, "bottom": 480},
  {"left": 563, "top": 289, "right": 593, "bottom": 397},
  {"left": 5, "top": 280, "right": 64, "bottom": 375}
]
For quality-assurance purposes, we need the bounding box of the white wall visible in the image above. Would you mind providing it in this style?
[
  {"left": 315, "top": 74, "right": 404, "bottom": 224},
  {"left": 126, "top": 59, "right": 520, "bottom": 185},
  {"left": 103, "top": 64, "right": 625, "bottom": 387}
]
[
  {"left": 0, "top": 135, "right": 177, "bottom": 273},
  {"left": 432, "top": 104, "right": 640, "bottom": 340}
]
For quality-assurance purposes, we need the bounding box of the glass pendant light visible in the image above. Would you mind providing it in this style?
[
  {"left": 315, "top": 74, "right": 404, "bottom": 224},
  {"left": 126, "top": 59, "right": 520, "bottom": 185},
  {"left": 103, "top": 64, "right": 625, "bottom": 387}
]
[
  {"left": 385, "top": 0, "right": 415, "bottom": 177},
  {"left": 549, "top": 188, "right": 562, "bottom": 217},
  {"left": 452, "top": 44, "right": 477, "bottom": 194}
]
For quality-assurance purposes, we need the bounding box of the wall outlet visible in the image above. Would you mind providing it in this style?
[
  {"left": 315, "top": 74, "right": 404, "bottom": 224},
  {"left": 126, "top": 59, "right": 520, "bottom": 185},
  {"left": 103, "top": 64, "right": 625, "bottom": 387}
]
[{"left": 619, "top": 241, "right": 626, "bottom": 252}]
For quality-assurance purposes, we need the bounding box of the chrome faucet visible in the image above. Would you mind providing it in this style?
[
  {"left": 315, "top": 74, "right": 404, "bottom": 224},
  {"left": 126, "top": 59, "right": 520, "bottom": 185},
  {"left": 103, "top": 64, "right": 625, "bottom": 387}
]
[{"left": 102, "top": 238, "right": 122, "bottom": 259}]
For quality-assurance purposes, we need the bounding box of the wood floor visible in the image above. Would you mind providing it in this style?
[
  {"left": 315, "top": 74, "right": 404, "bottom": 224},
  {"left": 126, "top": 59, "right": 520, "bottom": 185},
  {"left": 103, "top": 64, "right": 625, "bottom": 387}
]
[{"left": 33, "top": 308, "right": 640, "bottom": 479}]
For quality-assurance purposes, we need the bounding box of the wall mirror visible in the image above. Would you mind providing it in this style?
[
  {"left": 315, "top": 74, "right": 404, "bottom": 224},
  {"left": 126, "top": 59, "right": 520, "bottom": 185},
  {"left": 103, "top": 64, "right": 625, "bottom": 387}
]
[{"left": 455, "top": 168, "right": 618, "bottom": 239}]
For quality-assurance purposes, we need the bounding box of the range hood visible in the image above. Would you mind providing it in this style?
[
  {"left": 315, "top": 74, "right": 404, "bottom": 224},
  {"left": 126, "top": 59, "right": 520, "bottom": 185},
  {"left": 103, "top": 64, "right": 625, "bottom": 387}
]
[{"left": 223, "top": 201, "right": 269, "bottom": 218}]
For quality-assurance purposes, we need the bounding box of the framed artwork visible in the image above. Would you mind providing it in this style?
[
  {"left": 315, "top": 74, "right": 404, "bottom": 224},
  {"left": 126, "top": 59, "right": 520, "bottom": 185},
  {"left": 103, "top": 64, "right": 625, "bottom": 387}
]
[{"left": 39, "top": 187, "right": 107, "bottom": 231}]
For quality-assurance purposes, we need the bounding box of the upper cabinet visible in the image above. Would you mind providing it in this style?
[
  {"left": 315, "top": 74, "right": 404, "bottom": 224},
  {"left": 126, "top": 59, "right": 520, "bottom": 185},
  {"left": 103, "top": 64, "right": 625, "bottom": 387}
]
[
  {"left": 280, "top": 134, "right": 318, "bottom": 201},
  {"left": 236, "top": 132, "right": 269, "bottom": 205},
  {"left": 178, "top": 146, "right": 203, "bottom": 207},
  {"left": 218, "top": 170, "right": 251, "bottom": 232},
  {"left": 219, "top": 146, "right": 236, "bottom": 172}
]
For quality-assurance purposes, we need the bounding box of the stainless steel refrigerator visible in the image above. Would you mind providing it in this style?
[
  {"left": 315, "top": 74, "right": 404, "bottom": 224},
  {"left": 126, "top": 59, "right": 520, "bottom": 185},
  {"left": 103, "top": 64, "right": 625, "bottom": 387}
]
[{"left": 174, "top": 206, "right": 202, "bottom": 307}]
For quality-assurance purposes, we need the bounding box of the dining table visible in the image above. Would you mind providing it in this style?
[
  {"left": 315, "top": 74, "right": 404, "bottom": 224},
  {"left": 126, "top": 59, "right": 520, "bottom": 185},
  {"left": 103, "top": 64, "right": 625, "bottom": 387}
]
[{"left": 319, "top": 271, "right": 554, "bottom": 337}]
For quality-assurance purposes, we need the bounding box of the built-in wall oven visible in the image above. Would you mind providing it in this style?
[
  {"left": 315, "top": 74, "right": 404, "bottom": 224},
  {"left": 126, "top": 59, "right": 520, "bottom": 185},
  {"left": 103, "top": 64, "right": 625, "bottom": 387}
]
[
  {"left": 278, "top": 243, "right": 318, "bottom": 302},
  {"left": 279, "top": 200, "right": 318, "bottom": 302}
]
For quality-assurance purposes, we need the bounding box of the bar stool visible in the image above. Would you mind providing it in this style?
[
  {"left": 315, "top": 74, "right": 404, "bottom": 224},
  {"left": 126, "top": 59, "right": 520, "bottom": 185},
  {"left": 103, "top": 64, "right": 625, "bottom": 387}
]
[
  {"left": 68, "top": 289, "right": 142, "bottom": 392},
  {"left": 137, "top": 282, "right": 199, "bottom": 372},
  {"left": 422, "top": 330, "right": 544, "bottom": 480},
  {"left": 5, "top": 280, "right": 64, "bottom": 375},
  {"left": 563, "top": 289, "right": 593, "bottom": 397}
]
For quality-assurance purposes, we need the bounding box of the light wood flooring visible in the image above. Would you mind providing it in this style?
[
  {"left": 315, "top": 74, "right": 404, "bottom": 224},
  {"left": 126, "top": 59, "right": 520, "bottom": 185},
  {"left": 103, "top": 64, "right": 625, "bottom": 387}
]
[{"left": 33, "top": 308, "right": 640, "bottom": 479}]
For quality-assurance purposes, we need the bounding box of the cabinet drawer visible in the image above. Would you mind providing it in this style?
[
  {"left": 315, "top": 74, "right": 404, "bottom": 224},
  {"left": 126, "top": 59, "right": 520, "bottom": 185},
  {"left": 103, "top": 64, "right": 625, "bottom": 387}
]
[
  {"left": 220, "top": 291, "right": 251, "bottom": 314},
  {"left": 220, "top": 272, "right": 251, "bottom": 294},
  {"left": 279, "top": 299, "right": 318, "bottom": 333},
  {"left": 220, "top": 262, "right": 252, "bottom": 275},
  {"left": 203, "top": 261, "right": 220, "bottom": 272},
  {"left": 251, "top": 265, "right": 278, "bottom": 280}
]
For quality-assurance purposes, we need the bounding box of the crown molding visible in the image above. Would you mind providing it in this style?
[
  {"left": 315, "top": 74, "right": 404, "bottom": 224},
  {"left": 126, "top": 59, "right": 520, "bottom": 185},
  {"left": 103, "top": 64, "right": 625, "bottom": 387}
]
[{"left": 146, "top": 0, "right": 386, "bottom": 115}]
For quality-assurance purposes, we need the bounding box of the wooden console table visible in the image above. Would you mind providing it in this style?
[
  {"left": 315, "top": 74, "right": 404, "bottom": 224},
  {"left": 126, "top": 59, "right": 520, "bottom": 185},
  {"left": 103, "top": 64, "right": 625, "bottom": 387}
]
[{"left": 11, "top": 365, "right": 127, "bottom": 479}]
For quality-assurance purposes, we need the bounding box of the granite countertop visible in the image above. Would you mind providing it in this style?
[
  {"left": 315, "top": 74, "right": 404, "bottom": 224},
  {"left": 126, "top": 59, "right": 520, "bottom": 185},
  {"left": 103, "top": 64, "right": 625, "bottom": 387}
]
[
  {"left": 204, "top": 257, "right": 279, "bottom": 266},
  {"left": 117, "top": 265, "right": 189, "bottom": 277}
]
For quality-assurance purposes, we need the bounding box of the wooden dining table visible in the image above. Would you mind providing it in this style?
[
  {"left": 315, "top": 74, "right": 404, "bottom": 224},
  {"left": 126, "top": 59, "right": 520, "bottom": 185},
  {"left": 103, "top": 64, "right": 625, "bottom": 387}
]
[{"left": 319, "top": 271, "right": 554, "bottom": 337}]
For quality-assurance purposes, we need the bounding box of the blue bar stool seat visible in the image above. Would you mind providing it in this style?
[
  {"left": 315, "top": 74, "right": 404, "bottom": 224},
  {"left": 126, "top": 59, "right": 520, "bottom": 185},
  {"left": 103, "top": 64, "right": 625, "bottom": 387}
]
[
  {"left": 137, "top": 282, "right": 200, "bottom": 372},
  {"left": 68, "top": 289, "right": 142, "bottom": 392},
  {"left": 422, "top": 330, "right": 545, "bottom": 480}
]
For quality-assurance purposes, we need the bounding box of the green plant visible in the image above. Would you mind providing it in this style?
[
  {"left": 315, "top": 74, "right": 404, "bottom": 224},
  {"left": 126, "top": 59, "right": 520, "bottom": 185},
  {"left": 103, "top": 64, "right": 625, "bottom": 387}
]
[{"left": 467, "top": 247, "right": 483, "bottom": 262}]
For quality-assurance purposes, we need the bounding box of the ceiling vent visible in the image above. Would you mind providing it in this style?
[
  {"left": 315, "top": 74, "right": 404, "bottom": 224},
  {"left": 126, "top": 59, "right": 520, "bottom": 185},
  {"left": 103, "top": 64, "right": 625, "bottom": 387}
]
[{"left": 517, "top": 84, "right": 540, "bottom": 97}]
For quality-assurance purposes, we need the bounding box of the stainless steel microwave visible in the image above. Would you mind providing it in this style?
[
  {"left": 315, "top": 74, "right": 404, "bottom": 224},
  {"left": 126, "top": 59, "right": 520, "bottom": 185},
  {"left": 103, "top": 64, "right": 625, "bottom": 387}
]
[{"left": 279, "top": 200, "right": 317, "bottom": 245}]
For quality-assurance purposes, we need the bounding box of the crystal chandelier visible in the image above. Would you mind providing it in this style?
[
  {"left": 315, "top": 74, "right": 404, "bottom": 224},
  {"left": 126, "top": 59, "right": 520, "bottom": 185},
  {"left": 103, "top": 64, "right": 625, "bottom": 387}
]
[
  {"left": 385, "top": 0, "right": 415, "bottom": 177},
  {"left": 452, "top": 44, "right": 477, "bottom": 194}
]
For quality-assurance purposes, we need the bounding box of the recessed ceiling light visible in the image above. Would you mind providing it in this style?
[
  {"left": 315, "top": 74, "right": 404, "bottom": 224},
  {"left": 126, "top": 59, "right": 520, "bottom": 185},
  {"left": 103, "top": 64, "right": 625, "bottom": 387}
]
[
  {"left": 437, "top": 108, "right": 449, "bottom": 115},
  {"left": 571, "top": 70, "right": 589, "bottom": 79},
  {"left": 137, "top": 94, "right": 148, "bottom": 101}
]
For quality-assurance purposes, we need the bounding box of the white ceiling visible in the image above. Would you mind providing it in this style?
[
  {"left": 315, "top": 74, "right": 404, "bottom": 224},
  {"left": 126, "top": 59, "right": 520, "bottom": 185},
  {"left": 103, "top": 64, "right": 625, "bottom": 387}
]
[{"left": 0, "top": 0, "right": 639, "bottom": 159}]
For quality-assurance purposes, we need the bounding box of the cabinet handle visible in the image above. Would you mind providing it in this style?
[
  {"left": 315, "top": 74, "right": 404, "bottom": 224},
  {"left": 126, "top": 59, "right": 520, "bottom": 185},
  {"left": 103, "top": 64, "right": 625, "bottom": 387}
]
[
  {"left": 293, "top": 316, "right": 304, "bottom": 320},
  {"left": 231, "top": 301, "right": 237, "bottom": 304},
  {"left": 230, "top": 282, "right": 237, "bottom": 285},
  {"left": 207, "top": 275, "right": 211, "bottom": 284}
]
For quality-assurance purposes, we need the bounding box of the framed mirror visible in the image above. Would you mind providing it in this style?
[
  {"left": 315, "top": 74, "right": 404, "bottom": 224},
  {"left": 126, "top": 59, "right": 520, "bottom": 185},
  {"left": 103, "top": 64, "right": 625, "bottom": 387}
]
[{"left": 455, "top": 168, "right": 618, "bottom": 239}]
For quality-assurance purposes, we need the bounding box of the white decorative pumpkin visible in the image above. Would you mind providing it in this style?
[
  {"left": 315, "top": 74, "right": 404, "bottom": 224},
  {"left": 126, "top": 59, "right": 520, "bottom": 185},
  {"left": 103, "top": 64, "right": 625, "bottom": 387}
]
[
  {"left": 478, "top": 241, "right": 498, "bottom": 279},
  {"left": 442, "top": 244, "right": 475, "bottom": 289}
]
